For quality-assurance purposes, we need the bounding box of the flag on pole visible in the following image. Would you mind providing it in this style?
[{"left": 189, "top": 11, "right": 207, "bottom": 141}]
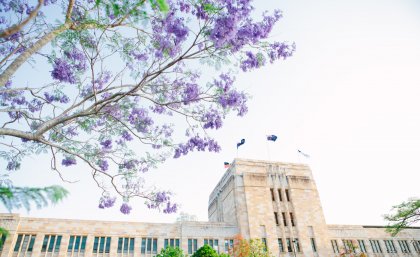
[
  {"left": 267, "top": 135, "right": 278, "bottom": 142},
  {"left": 237, "top": 139, "right": 245, "bottom": 148},
  {"left": 224, "top": 162, "right": 230, "bottom": 168},
  {"left": 297, "top": 149, "right": 310, "bottom": 158}
]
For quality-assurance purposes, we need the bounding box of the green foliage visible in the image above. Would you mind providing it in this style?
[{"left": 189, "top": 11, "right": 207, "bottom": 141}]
[
  {"left": 247, "top": 239, "right": 272, "bottom": 257},
  {"left": 219, "top": 253, "right": 230, "bottom": 257},
  {"left": 0, "top": 185, "right": 68, "bottom": 212},
  {"left": 385, "top": 198, "right": 420, "bottom": 236},
  {"left": 156, "top": 246, "right": 185, "bottom": 257},
  {"left": 191, "top": 245, "right": 219, "bottom": 257}
]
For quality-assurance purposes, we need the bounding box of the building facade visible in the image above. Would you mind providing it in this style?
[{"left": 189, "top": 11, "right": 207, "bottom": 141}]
[{"left": 1, "top": 158, "right": 419, "bottom": 257}]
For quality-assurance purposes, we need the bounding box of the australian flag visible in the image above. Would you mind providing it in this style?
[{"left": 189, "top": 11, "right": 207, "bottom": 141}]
[
  {"left": 237, "top": 139, "right": 245, "bottom": 148},
  {"left": 267, "top": 135, "right": 278, "bottom": 142}
]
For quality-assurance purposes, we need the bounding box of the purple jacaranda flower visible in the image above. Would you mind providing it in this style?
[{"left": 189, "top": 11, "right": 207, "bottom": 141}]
[
  {"left": 268, "top": 42, "right": 296, "bottom": 63},
  {"left": 98, "top": 159, "right": 109, "bottom": 172},
  {"left": 120, "top": 203, "right": 132, "bottom": 214},
  {"left": 62, "top": 157, "right": 76, "bottom": 166},
  {"left": 121, "top": 131, "right": 133, "bottom": 141},
  {"left": 128, "top": 108, "right": 153, "bottom": 133},
  {"left": 240, "top": 51, "right": 265, "bottom": 72},
  {"left": 100, "top": 139, "right": 112, "bottom": 150},
  {"left": 202, "top": 109, "right": 223, "bottom": 129},
  {"left": 6, "top": 160, "right": 20, "bottom": 171},
  {"left": 163, "top": 202, "right": 178, "bottom": 214},
  {"left": 98, "top": 196, "right": 116, "bottom": 208},
  {"left": 51, "top": 58, "right": 77, "bottom": 84},
  {"left": 173, "top": 136, "right": 221, "bottom": 158},
  {"left": 183, "top": 83, "right": 199, "bottom": 104}
]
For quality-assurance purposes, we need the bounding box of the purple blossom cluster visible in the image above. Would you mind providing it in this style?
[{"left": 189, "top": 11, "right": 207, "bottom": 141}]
[
  {"left": 128, "top": 108, "right": 154, "bottom": 133},
  {"left": 44, "top": 92, "right": 70, "bottom": 104},
  {"left": 268, "top": 42, "right": 296, "bottom": 63},
  {"left": 100, "top": 139, "right": 112, "bottom": 150},
  {"left": 51, "top": 48, "right": 87, "bottom": 84},
  {"left": 202, "top": 109, "right": 223, "bottom": 129},
  {"left": 62, "top": 157, "right": 77, "bottom": 166},
  {"left": 120, "top": 203, "right": 132, "bottom": 214},
  {"left": 6, "top": 160, "right": 20, "bottom": 171},
  {"left": 98, "top": 196, "right": 116, "bottom": 208},
  {"left": 218, "top": 90, "right": 248, "bottom": 116},
  {"left": 173, "top": 136, "right": 221, "bottom": 158},
  {"left": 240, "top": 51, "right": 265, "bottom": 72},
  {"left": 98, "top": 159, "right": 109, "bottom": 172},
  {"left": 183, "top": 83, "right": 200, "bottom": 104}
]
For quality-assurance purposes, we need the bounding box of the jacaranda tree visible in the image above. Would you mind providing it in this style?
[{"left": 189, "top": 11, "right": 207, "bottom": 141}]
[{"left": 0, "top": 0, "right": 295, "bottom": 214}]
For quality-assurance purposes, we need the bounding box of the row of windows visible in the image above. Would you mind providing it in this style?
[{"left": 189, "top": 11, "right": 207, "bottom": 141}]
[
  {"left": 331, "top": 239, "right": 420, "bottom": 254},
  {"left": 270, "top": 188, "right": 290, "bottom": 202},
  {"left": 277, "top": 238, "right": 300, "bottom": 253},
  {"left": 273, "top": 212, "right": 295, "bottom": 226}
]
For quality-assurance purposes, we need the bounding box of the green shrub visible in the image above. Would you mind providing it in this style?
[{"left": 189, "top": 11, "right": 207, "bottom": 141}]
[
  {"left": 156, "top": 246, "right": 185, "bottom": 257},
  {"left": 191, "top": 245, "right": 218, "bottom": 257}
]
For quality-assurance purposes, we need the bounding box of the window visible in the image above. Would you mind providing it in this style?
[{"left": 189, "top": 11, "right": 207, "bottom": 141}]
[
  {"left": 369, "top": 240, "right": 382, "bottom": 253},
  {"left": 278, "top": 189, "right": 282, "bottom": 201},
  {"left": 398, "top": 240, "right": 411, "bottom": 253},
  {"left": 68, "top": 236, "right": 87, "bottom": 256},
  {"left": 224, "top": 239, "right": 233, "bottom": 253},
  {"left": 286, "top": 238, "right": 292, "bottom": 252},
  {"left": 413, "top": 240, "right": 420, "bottom": 253},
  {"left": 261, "top": 238, "right": 267, "bottom": 251},
  {"left": 274, "top": 212, "right": 279, "bottom": 225},
  {"left": 294, "top": 238, "right": 300, "bottom": 252},
  {"left": 357, "top": 240, "right": 367, "bottom": 253},
  {"left": 342, "top": 239, "right": 355, "bottom": 252},
  {"left": 13, "top": 234, "right": 36, "bottom": 256},
  {"left": 384, "top": 240, "right": 397, "bottom": 253},
  {"left": 290, "top": 213, "right": 295, "bottom": 226},
  {"left": 118, "top": 237, "right": 135, "bottom": 254},
  {"left": 0, "top": 233, "right": 6, "bottom": 252},
  {"left": 93, "top": 237, "right": 111, "bottom": 254},
  {"left": 331, "top": 240, "right": 339, "bottom": 253},
  {"left": 141, "top": 238, "right": 157, "bottom": 254},
  {"left": 310, "top": 238, "right": 317, "bottom": 252},
  {"left": 285, "top": 189, "right": 290, "bottom": 201},
  {"left": 270, "top": 188, "right": 275, "bottom": 201},
  {"left": 41, "top": 235, "right": 62, "bottom": 253},
  {"left": 278, "top": 238, "right": 284, "bottom": 252},
  {"left": 204, "top": 239, "right": 219, "bottom": 252},
  {"left": 188, "top": 239, "right": 197, "bottom": 254},
  {"left": 281, "top": 212, "right": 287, "bottom": 226},
  {"left": 164, "top": 238, "right": 180, "bottom": 249}
]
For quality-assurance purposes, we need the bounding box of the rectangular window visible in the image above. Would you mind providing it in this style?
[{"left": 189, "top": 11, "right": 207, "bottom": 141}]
[
  {"left": 286, "top": 238, "right": 292, "bottom": 252},
  {"left": 357, "top": 240, "right": 366, "bottom": 253},
  {"left": 261, "top": 238, "right": 267, "bottom": 251},
  {"left": 278, "top": 238, "right": 284, "bottom": 252},
  {"left": 398, "top": 240, "right": 411, "bottom": 253},
  {"left": 294, "top": 238, "right": 300, "bottom": 252},
  {"left": 13, "top": 234, "right": 36, "bottom": 255},
  {"left": 141, "top": 238, "right": 157, "bottom": 255},
  {"left": 369, "top": 240, "right": 382, "bottom": 253},
  {"left": 188, "top": 239, "right": 198, "bottom": 254},
  {"left": 310, "top": 238, "right": 317, "bottom": 252},
  {"left": 41, "top": 234, "right": 62, "bottom": 253},
  {"left": 285, "top": 189, "right": 290, "bottom": 201},
  {"left": 0, "top": 233, "right": 7, "bottom": 252},
  {"left": 290, "top": 213, "right": 295, "bottom": 226},
  {"left": 68, "top": 235, "right": 86, "bottom": 256},
  {"left": 278, "top": 189, "right": 282, "bottom": 201},
  {"left": 141, "top": 238, "right": 146, "bottom": 254},
  {"left": 118, "top": 237, "right": 135, "bottom": 253},
  {"left": 93, "top": 237, "right": 111, "bottom": 254},
  {"left": 413, "top": 240, "right": 420, "bottom": 253},
  {"left": 270, "top": 188, "right": 275, "bottom": 201},
  {"left": 342, "top": 239, "right": 355, "bottom": 252},
  {"left": 384, "top": 240, "right": 397, "bottom": 253},
  {"left": 331, "top": 240, "right": 339, "bottom": 253},
  {"left": 224, "top": 239, "right": 233, "bottom": 253},
  {"left": 274, "top": 212, "right": 279, "bottom": 225},
  {"left": 282, "top": 212, "right": 287, "bottom": 226},
  {"left": 146, "top": 238, "right": 152, "bottom": 254}
]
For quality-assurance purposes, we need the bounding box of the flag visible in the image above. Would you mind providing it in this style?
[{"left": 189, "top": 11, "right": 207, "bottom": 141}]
[
  {"left": 224, "top": 162, "right": 230, "bottom": 168},
  {"left": 297, "top": 149, "right": 310, "bottom": 158},
  {"left": 267, "top": 135, "right": 278, "bottom": 142},
  {"left": 237, "top": 139, "right": 245, "bottom": 148}
]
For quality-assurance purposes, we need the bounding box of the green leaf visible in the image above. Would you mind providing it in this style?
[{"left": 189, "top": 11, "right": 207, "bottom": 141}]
[{"left": 156, "top": 0, "right": 169, "bottom": 12}]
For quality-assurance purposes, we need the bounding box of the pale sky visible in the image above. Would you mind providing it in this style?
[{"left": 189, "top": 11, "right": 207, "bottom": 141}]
[{"left": 2, "top": 0, "right": 420, "bottom": 226}]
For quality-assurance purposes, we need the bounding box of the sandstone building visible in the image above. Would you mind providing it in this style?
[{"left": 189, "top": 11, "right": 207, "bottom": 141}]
[{"left": 1, "top": 158, "right": 419, "bottom": 257}]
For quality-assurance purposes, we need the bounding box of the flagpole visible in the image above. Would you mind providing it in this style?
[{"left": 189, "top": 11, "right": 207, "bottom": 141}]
[{"left": 266, "top": 140, "right": 271, "bottom": 161}]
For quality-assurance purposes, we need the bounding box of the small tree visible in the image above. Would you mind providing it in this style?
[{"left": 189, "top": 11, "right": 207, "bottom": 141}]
[
  {"left": 230, "top": 235, "right": 272, "bottom": 257},
  {"left": 156, "top": 246, "right": 185, "bottom": 257},
  {"left": 191, "top": 244, "right": 218, "bottom": 257},
  {"left": 385, "top": 198, "right": 420, "bottom": 236}
]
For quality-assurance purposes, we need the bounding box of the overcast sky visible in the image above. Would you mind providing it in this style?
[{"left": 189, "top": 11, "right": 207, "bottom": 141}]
[{"left": 2, "top": 0, "right": 420, "bottom": 226}]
